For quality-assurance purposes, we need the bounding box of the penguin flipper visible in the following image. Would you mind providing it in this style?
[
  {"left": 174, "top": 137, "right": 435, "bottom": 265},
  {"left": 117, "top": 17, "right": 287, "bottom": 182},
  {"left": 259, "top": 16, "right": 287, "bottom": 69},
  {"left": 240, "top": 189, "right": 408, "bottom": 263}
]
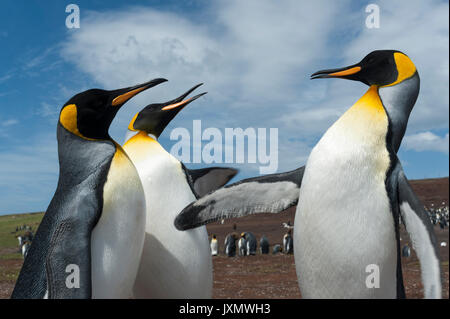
[
  {"left": 182, "top": 165, "right": 239, "bottom": 198},
  {"left": 397, "top": 169, "right": 442, "bottom": 299},
  {"left": 174, "top": 166, "right": 304, "bottom": 230}
]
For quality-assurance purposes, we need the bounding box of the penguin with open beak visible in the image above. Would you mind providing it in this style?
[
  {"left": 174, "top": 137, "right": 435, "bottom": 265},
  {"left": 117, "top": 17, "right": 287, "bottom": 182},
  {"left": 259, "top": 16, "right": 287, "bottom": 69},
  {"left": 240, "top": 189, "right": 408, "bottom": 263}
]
[
  {"left": 122, "top": 84, "right": 238, "bottom": 298},
  {"left": 174, "top": 50, "right": 442, "bottom": 299},
  {"left": 12, "top": 78, "right": 167, "bottom": 299}
]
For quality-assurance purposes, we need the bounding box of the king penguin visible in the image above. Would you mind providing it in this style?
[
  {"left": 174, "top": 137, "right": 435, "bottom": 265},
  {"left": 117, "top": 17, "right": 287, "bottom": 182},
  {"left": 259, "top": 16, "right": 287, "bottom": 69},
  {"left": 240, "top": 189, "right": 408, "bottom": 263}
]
[
  {"left": 238, "top": 234, "right": 247, "bottom": 256},
  {"left": 210, "top": 234, "right": 219, "bottom": 256},
  {"left": 11, "top": 78, "right": 167, "bottom": 299},
  {"left": 283, "top": 230, "right": 293, "bottom": 255},
  {"left": 174, "top": 50, "right": 442, "bottom": 299},
  {"left": 122, "top": 84, "right": 238, "bottom": 299}
]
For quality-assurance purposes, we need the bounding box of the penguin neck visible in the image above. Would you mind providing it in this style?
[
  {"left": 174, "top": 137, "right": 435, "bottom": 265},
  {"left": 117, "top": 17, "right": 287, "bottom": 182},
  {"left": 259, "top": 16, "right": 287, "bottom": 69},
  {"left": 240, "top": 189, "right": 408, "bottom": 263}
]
[
  {"left": 124, "top": 129, "right": 158, "bottom": 144},
  {"left": 378, "top": 73, "right": 420, "bottom": 153},
  {"left": 330, "top": 85, "right": 389, "bottom": 146},
  {"left": 56, "top": 123, "right": 116, "bottom": 186}
]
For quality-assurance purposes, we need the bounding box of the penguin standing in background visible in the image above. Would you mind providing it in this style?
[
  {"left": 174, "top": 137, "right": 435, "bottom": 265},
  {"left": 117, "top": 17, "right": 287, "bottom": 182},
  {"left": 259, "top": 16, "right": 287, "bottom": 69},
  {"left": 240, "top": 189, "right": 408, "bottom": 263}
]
[
  {"left": 21, "top": 241, "right": 31, "bottom": 258},
  {"left": 402, "top": 245, "right": 411, "bottom": 258},
  {"left": 260, "top": 236, "right": 269, "bottom": 254},
  {"left": 243, "top": 232, "right": 257, "bottom": 255},
  {"left": 123, "top": 84, "right": 237, "bottom": 299},
  {"left": 224, "top": 233, "right": 237, "bottom": 257},
  {"left": 238, "top": 234, "right": 247, "bottom": 256},
  {"left": 272, "top": 244, "right": 282, "bottom": 255},
  {"left": 175, "top": 51, "right": 442, "bottom": 299},
  {"left": 17, "top": 236, "right": 23, "bottom": 247},
  {"left": 283, "top": 230, "right": 293, "bottom": 254},
  {"left": 12, "top": 79, "right": 166, "bottom": 299},
  {"left": 210, "top": 235, "right": 219, "bottom": 256}
]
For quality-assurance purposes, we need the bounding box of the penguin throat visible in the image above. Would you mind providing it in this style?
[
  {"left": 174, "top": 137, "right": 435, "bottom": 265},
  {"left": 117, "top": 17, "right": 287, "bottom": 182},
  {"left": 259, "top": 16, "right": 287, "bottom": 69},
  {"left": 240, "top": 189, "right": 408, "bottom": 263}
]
[{"left": 124, "top": 129, "right": 158, "bottom": 144}]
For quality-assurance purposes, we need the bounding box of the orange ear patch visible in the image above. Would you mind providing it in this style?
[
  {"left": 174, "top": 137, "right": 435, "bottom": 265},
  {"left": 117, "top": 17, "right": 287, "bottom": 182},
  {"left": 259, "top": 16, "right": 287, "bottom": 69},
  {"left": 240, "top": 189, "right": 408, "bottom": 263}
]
[
  {"left": 384, "top": 53, "right": 416, "bottom": 87},
  {"left": 59, "top": 104, "right": 95, "bottom": 140}
]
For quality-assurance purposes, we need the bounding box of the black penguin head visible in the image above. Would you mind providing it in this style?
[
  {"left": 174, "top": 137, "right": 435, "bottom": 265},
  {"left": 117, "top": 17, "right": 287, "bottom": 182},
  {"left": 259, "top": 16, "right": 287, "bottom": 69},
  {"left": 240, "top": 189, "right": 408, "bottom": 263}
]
[
  {"left": 311, "top": 50, "right": 417, "bottom": 87},
  {"left": 127, "top": 83, "right": 206, "bottom": 138},
  {"left": 59, "top": 78, "right": 167, "bottom": 140}
]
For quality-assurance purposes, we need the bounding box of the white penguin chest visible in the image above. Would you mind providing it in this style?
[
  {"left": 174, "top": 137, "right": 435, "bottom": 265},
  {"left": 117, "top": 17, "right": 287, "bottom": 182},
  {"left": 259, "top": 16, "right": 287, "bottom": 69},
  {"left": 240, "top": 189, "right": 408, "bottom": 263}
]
[
  {"left": 91, "top": 146, "right": 146, "bottom": 299},
  {"left": 123, "top": 132, "right": 212, "bottom": 298},
  {"left": 295, "top": 87, "right": 397, "bottom": 298}
]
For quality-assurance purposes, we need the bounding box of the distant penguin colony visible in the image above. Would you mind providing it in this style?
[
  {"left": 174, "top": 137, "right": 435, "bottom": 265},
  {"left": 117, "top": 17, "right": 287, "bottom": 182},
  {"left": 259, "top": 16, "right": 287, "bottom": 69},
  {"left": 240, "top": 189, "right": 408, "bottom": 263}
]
[
  {"left": 175, "top": 50, "right": 442, "bottom": 299},
  {"left": 12, "top": 49, "right": 443, "bottom": 299},
  {"left": 207, "top": 231, "right": 295, "bottom": 257}
]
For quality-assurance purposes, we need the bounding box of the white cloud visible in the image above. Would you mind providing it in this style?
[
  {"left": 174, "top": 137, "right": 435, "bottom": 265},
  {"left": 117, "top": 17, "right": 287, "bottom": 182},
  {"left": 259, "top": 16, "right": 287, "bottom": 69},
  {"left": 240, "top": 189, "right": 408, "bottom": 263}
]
[
  {"left": 59, "top": 1, "right": 350, "bottom": 167},
  {"left": 58, "top": 1, "right": 448, "bottom": 176},
  {"left": 403, "top": 131, "right": 449, "bottom": 154},
  {"left": 1, "top": 119, "right": 18, "bottom": 127}
]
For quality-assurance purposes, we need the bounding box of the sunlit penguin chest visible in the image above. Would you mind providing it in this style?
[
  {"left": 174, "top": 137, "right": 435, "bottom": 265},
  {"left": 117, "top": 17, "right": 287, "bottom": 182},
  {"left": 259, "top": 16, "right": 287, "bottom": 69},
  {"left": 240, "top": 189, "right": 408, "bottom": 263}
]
[
  {"left": 124, "top": 132, "right": 199, "bottom": 230},
  {"left": 295, "top": 86, "right": 397, "bottom": 298},
  {"left": 123, "top": 132, "right": 211, "bottom": 298},
  {"left": 91, "top": 145, "right": 146, "bottom": 298}
]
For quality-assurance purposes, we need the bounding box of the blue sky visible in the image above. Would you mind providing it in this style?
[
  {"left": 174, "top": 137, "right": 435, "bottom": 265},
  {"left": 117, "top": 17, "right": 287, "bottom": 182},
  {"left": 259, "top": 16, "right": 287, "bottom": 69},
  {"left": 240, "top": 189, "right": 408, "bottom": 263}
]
[{"left": 0, "top": 0, "right": 448, "bottom": 215}]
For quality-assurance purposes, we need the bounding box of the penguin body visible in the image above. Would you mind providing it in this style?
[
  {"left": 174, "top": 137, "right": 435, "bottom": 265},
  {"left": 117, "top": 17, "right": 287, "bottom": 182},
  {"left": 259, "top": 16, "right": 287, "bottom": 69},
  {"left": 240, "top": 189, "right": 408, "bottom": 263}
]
[
  {"left": 224, "top": 234, "right": 237, "bottom": 257},
  {"left": 260, "top": 236, "right": 269, "bottom": 254},
  {"left": 22, "top": 242, "right": 30, "bottom": 258},
  {"left": 124, "top": 85, "right": 237, "bottom": 299},
  {"left": 243, "top": 232, "right": 257, "bottom": 255},
  {"left": 90, "top": 142, "right": 146, "bottom": 298},
  {"left": 402, "top": 245, "right": 411, "bottom": 258},
  {"left": 272, "top": 244, "right": 282, "bottom": 255},
  {"left": 126, "top": 132, "right": 212, "bottom": 298},
  {"left": 210, "top": 235, "right": 219, "bottom": 256},
  {"left": 238, "top": 237, "right": 247, "bottom": 256},
  {"left": 283, "top": 231, "right": 293, "bottom": 254},
  {"left": 12, "top": 79, "right": 166, "bottom": 298}
]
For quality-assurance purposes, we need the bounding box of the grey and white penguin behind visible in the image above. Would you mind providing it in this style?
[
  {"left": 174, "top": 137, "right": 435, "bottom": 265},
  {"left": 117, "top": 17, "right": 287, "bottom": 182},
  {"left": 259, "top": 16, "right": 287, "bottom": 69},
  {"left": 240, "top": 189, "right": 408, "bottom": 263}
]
[
  {"left": 260, "top": 236, "right": 270, "bottom": 254},
  {"left": 283, "top": 230, "right": 294, "bottom": 254},
  {"left": 224, "top": 233, "right": 237, "bottom": 257},
  {"left": 12, "top": 79, "right": 167, "bottom": 299},
  {"left": 242, "top": 232, "right": 257, "bottom": 255},
  {"left": 174, "top": 50, "right": 442, "bottom": 299}
]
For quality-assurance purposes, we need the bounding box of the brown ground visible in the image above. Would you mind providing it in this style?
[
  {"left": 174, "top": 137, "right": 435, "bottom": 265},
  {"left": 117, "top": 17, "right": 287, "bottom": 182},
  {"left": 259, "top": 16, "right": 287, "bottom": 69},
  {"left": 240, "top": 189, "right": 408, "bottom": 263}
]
[{"left": 0, "top": 178, "right": 448, "bottom": 299}]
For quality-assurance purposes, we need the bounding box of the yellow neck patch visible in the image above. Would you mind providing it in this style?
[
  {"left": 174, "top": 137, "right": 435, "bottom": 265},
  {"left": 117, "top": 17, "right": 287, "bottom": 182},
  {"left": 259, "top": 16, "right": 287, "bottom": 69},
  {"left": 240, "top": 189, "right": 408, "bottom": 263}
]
[
  {"left": 59, "top": 104, "right": 95, "bottom": 140},
  {"left": 356, "top": 85, "right": 385, "bottom": 113},
  {"left": 128, "top": 112, "right": 139, "bottom": 131},
  {"left": 384, "top": 52, "right": 416, "bottom": 87}
]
